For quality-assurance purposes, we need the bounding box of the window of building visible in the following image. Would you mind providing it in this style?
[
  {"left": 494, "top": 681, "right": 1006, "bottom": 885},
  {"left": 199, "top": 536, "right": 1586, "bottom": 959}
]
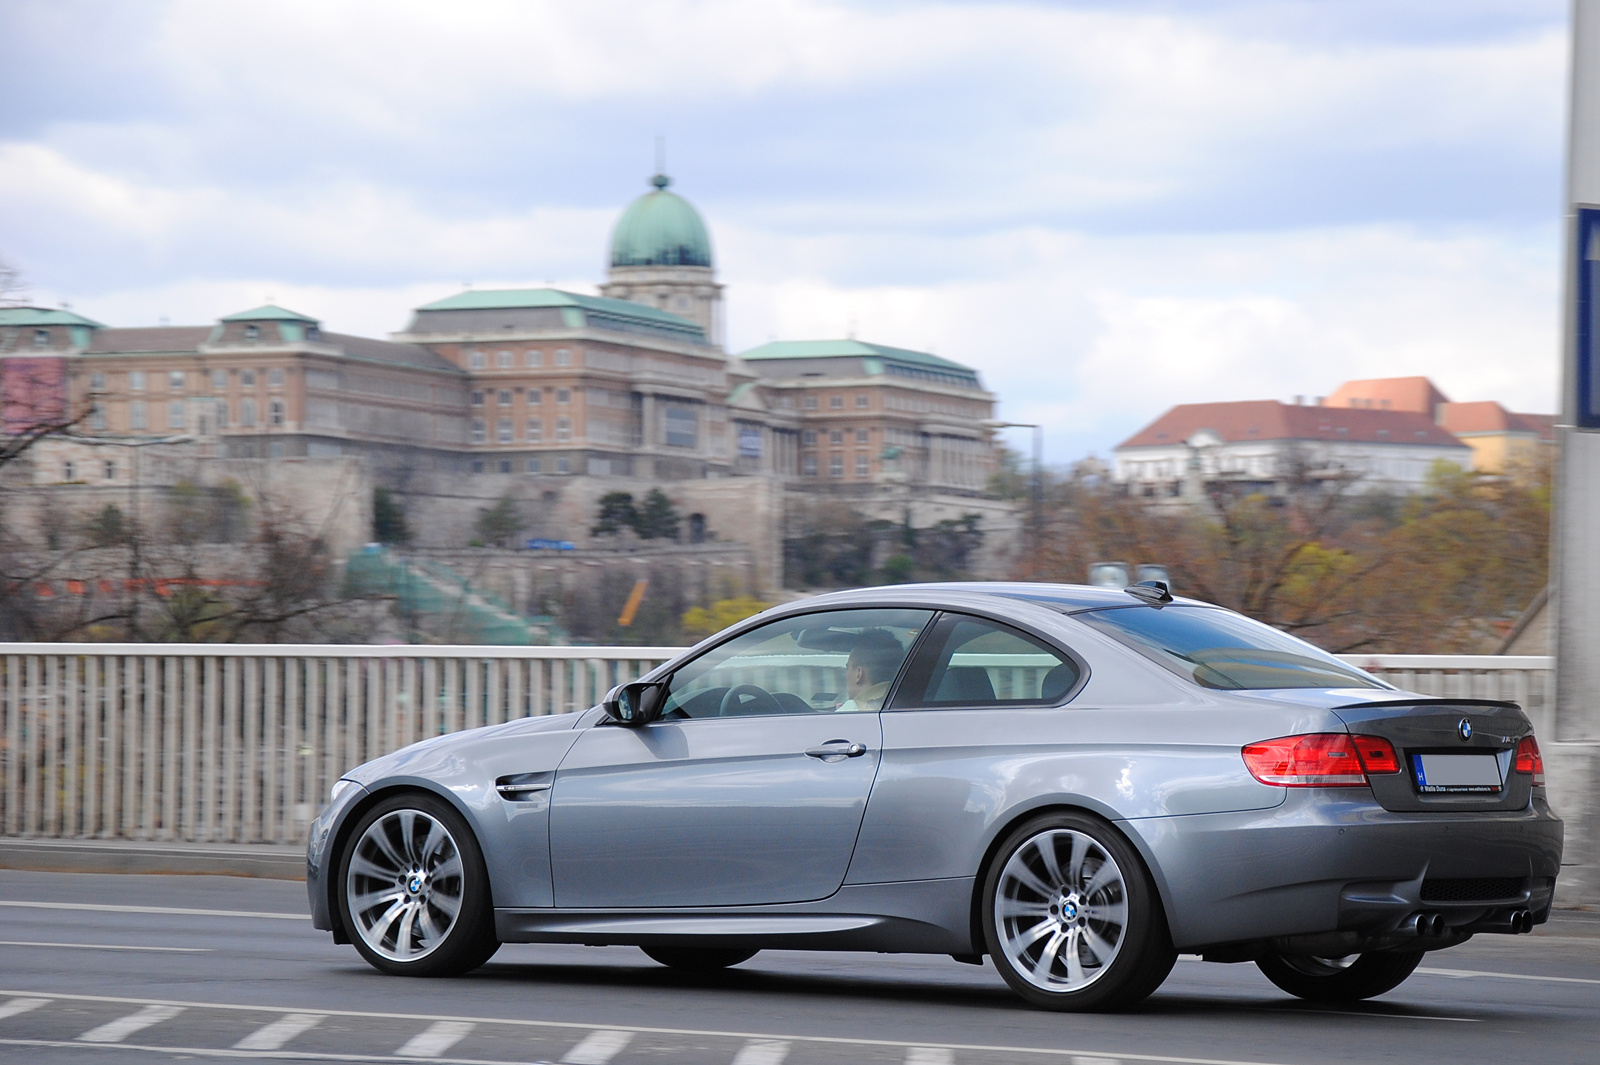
[
  {"left": 526, "top": 418, "right": 543, "bottom": 442},
  {"left": 33, "top": 329, "right": 50, "bottom": 349},
  {"left": 555, "top": 348, "right": 572, "bottom": 367},
  {"left": 557, "top": 457, "right": 571, "bottom": 474},
  {"left": 217, "top": 402, "right": 229, "bottom": 429},
  {"left": 210, "top": 369, "right": 227, "bottom": 389},
  {"left": 130, "top": 401, "right": 147, "bottom": 430},
  {"left": 497, "top": 417, "right": 513, "bottom": 443},
  {"left": 129, "top": 371, "right": 146, "bottom": 391},
  {"left": 779, "top": 396, "right": 793, "bottom": 409},
  {"left": 526, "top": 349, "right": 542, "bottom": 367},
  {"left": 664, "top": 406, "right": 697, "bottom": 448},
  {"left": 472, "top": 459, "right": 485, "bottom": 473},
  {"left": 90, "top": 372, "right": 106, "bottom": 392},
  {"left": 556, "top": 388, "right": 571, "bottom": 405},
  {"left": 856, "top": 394, "right": 869, "bottom": 408},
  {"left": 802, "top": 429, "right": 817, "bottom": 446},
  {"left": 829, "top": 429, "right": 844, "bottom": 445},
  {"left": 556, "top": 417, "right": 572, "bottom": 442},
  {"left": 496, "top": 350, "right": 513, "bottom": 368},
  {"left": 802, "top": 455, "right": 818, "bottom": 476},
  {"left": 830, "top": 395, "right": 843, "bottom": 409},
  {"left": 528, "top": 389, "right": 542, "bottom": 406},
  {"left": 471, "top": 418, "right": 486, "bottom": 444},
  {"left": 89, "top": 405, "right": 107, "bottom": 431},
  {"left": 104, "top": 460, "right": 116, "bottom": 481},
  {"left": 855, "top": 428, "right": 869, "bottom": 444},
  {"left": 470, "top": 390, "right": 485, "bottom": 407},
  {"left": 497, "top": 389, "right": 512, "bottom": 406},
  {"left": 62, "top": 460, "right": 75, "bottom": 481},
  {"left": 269, "top": 399, "right": 285, "bottom": 427},
  {"left": 856, "top": 453, "right": 871, "bottom": 477},
  {"left": 241, "top": 398, "right": 258, "bottom": 427},
  {"left": 526, "top": 458, "right": 541, "bottom": 474},
  {"left": 268, "top": 368, "right": 285, "bottom": 387},
  {"left": 241, "top": 370, "right": 256, "bottom": 386},
  {"left": 829, "top": 453, "right": 844, "bottom": 477},
  {"left": 499, "top": 459, "right": 512, "bottom": 473},
  {"left": 468, "top": 350, "right": 486, "bottom": 370},
  {"left": 803, "top": 395, "right": 818, "bottom": 411},
  {"left": 167, "top": 400, "right": 185, "bottom": 429},
  {"left": 244, "top": 325, "right": 260, "bottom": 341},
  {"left": 163, "top": 370, "right": 183, "bottom": 390}
]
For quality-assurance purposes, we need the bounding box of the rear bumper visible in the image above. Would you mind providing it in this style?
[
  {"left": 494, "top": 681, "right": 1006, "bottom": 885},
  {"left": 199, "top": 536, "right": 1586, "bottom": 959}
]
[{"left": 1125, "top": 789, "right": 1563, "bottom": 951}]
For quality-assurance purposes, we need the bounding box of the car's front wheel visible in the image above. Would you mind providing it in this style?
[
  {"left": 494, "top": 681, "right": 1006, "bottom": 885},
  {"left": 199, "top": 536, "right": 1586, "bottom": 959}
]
[
  {"left": 981, "top": 812, "right": 1176, "bottom": 1011},
  {"left": 1256, "top": 951, "right": 1423, "bottom": 1002},
  {"left": 641, "top": 947, "right": 759, "bottom": 970},
  {"left": 338, "top": 792, "right": 499, "bottom": 976}
]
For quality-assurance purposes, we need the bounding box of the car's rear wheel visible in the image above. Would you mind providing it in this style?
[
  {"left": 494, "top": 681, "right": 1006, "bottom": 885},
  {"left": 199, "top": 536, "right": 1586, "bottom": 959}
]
[
  {"left": 1256, "top": 951, "right": 1423, "bottom": 1002},
  {"left": 338, "top": 792, "right": 499, "bottom": 976},
  {"left": 641, "top": 947, "right": 759, "bottom": 970},
  {"left": 981, "top": 812, "right": 1176, "bottom": 1011}
]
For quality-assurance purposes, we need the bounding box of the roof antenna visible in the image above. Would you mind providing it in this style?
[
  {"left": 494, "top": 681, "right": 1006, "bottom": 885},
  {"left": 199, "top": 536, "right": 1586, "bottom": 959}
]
[
  {"left": 847, "top": 311, "right": 857, "bottom": 340},
  {"left": 652, "top": 136, "right": 670, "bottom": 189}
]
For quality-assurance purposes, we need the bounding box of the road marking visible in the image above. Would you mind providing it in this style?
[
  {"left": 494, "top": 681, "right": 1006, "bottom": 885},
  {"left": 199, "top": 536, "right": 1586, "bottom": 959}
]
[
  {"left": 0, "top": 988, "right": 1305, "bottom": 1065},
  {"left": 1073, "top": 1058, "right": 1123, "bottom": 1065},
  {"left": 907, "top": 1050, "right": 955, "bottom": 1065},
  {"left": 563, "top": 1029, "right": 633, "bottom": 1064},
  {"left": 732, "top": 1039, "right": 790, "bottom": 1065},
  {"left": 1418, "top": 966, "right": 1600, "bottom": 986},
  {"left": 78, "top": 1004, "right": 186, "bottom": 1043},
  {"left": 0, "top": 900, "right": 309, "bottom": 920},
  {"left": 0, "top": 998, "right": 48, "bottom": 1022},
  {"left": 0, "top": 1040, "right": 538, "bottom": 1063},
  {"left": 396, "top": 1021, "right": 475, "bottom": 1058},
  {"left": 1274, "top": 1007, "right": 1475, "bottom": 1023},
  {"left": 235, "top": 1013, "right": 326, "bottom": 1051},
  {"left": 0, "top": 939, "right": 211, "bottom": 953}
]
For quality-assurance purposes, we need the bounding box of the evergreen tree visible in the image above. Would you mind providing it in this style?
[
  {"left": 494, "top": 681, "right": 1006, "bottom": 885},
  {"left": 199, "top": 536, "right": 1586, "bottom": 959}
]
[{"left": 634, "top": 488, "right": 681, "bottom": 541}]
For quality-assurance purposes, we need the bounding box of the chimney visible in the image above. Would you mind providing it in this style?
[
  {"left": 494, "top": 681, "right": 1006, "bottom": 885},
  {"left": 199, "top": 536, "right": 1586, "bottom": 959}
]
[
  {"left": 1293, "top": 395, "right": 1304, "bottom": 406},
  {"left": 1314, "top": 396, "right": 1325, "bottom": 406}
]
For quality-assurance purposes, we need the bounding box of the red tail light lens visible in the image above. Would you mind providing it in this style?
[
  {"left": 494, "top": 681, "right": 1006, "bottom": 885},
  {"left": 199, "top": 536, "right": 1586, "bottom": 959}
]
[
  {"left": 1243, "top": 733, "right": 1370, "bottom": 787},
  {"left": 1351, "top": 735, "right": 1400, "bottom": 775},
  {"left": 1514, "top": 735, "right": 1546, "bottom": 786}
]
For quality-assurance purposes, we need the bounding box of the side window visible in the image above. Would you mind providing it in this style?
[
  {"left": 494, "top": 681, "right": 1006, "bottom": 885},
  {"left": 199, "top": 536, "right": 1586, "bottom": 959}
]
[
  {"left": 894, "top": 615, "right": 1080, "bottom": 709},
  {"left": 660, "top": 608, "right": 933, "bottom": 720}
]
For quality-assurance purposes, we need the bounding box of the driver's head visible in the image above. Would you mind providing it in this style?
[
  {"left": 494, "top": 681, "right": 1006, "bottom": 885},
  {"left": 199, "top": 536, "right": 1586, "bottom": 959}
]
[{"left": 845, "top": 629, "right": 904, "bottom": 700}]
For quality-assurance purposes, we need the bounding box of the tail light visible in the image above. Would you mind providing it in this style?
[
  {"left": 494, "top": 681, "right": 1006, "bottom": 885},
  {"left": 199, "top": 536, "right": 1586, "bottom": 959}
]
[
  {"left": 1514, "top": 735, "right": 1546, "bottom": 787},
  {"left": 1242, "top": 733, "right": 1400, "bottom": 787}
]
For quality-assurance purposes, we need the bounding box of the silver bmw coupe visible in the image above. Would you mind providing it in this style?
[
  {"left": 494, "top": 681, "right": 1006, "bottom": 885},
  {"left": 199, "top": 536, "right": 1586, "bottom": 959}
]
[{"left": 306, "top": 582, "right": 1562, "bottom": 1011}]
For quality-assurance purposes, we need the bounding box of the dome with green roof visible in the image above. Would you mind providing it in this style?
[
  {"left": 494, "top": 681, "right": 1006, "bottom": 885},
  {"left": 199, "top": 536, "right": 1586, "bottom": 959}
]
[{"left": 609, "top": 174, "right": 713, "bottom": 269}]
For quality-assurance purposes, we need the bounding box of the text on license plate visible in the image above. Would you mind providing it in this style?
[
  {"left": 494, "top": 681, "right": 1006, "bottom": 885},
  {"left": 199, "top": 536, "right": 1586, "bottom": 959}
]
[{"left": 1412, "top": 753, "right": 1502, "bottom": 793}]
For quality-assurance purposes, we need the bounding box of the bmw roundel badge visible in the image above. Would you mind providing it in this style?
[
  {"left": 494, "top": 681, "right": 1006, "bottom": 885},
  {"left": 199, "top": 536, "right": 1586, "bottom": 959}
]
[{"left": 1458, "top": 718, "right": 1473, "bottom": 742}]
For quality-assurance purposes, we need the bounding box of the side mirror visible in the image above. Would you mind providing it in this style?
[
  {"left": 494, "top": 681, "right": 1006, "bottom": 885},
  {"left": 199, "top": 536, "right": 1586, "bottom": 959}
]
[{"left": 603, "top": 681, "right": 666, "bottom": 726}]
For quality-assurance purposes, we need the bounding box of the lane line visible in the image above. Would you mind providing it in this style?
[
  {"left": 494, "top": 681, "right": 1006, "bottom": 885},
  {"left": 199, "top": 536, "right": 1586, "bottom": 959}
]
[
  {"left": 0, "top": 1039, "right": 545, "bottom": 1063},
  {"left": 0, "top": 940, "right": 211, "bottom": 953},
  {"left": 0, "top": 997, "right": 49, "bottom": 1021},
  {"left": 732, "top": 1039, "right": 790, "bottom": 1065},
  {"left": 0, "top": 988, "right": 1306, "bottom": 1065},
  {"left": 1271, "top": 1007, "right": 1474, "bottom": 1024},
  {"left": 907, "top": 1050, "right": 954, "bottom": 1065},
  {"left": 1073, "top": 1058, "right": 1124, "bottom": 1065},
  {"left": 0, "top": 900, "right": 309, "bottom": 921},
  {"left": 235, "top": 1013, "right": 326, "bottom": 1051},
  {"left": 1418, "top": 966, "right": 1600, "bottom": 987},
  {"left": 78, "top": 1004, "right": 186, "bottom": 1043},
  {"left": 562, "top": 1029, "right": 633, "bottom": 1064},
  {"left": 396, "top": 1021, "right": 476, "bottom": 1058}
]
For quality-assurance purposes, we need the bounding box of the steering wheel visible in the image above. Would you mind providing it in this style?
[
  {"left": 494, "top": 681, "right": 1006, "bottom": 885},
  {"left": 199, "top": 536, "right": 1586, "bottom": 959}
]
[{"left": 718, "top": 684, "right": 783, "bottom": 718}]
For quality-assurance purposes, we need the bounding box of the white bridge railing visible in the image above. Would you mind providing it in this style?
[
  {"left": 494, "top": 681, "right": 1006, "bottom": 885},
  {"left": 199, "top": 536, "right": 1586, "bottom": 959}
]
[{"left": 0, "top": 646, "right": 1554, "bottom": 847}]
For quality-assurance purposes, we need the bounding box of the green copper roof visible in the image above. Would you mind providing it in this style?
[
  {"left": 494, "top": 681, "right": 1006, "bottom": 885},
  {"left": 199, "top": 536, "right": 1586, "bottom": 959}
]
[
  {"left": 738, "top": 339, "right": 975, "bottom": 373},
  {"left": 609, "top": 174, "right": 713, "bottom": 269},
  {"left": 415, "top": 287, "right": 707, "bottom": 343},
  {"left": 220, "top": 304, "right": 319, "bottom": 323},
  {"left": 0, "top": 307, "right": 106, "bottom": 328}
]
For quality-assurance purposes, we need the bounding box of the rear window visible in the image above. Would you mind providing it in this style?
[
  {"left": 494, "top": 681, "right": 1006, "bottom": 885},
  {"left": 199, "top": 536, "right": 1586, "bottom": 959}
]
[{"left": 1075, "top": 605, "right": 1386, "bottom": 691}]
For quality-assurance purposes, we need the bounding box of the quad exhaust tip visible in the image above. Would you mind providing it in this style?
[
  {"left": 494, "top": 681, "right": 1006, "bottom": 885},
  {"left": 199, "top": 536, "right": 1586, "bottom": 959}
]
[{"left": 1403, "top": 912, "right": 1446, "bottom": 937}]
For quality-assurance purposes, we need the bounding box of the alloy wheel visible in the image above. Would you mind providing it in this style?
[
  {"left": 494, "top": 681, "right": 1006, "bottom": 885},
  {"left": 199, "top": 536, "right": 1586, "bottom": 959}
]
[
  {"left": 345, "top": 808, "right": 466, "bottom": 962},
  {"left": 993, "top": 827, "right": 1128, "bottom": 993}
]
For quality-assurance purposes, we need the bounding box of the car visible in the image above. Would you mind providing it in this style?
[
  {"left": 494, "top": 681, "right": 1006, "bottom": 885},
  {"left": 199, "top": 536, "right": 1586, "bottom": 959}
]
[{"left": 305, "top": 581, "right": 1563, "bottom": 1012}]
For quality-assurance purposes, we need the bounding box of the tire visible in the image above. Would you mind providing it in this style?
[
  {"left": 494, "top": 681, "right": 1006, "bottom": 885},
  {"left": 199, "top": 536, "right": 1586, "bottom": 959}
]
[
  {"left": 641, "top": 946, "right": 759, "bottom": 970},
  {"left": 337, "top": 792, "right": 500, "bottom": 977},
  {"left": 1256, "top": 951, "right": 1423, "bottom": 1002},
  {"left": 981, "top": 812, "right": 1176, "bottom": 1012}
]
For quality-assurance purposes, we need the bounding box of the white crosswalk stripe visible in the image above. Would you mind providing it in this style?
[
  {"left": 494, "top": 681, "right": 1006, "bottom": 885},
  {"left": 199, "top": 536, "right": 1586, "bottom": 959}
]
[
  {"left": 232, "top": 1012, "right": 325, "bottom": 1051},
  {"left": 77, "top": 1004, "right": 185, "bottom": 1043},
  {"left": 732, "top": 1038, "right": 791, "bottom": 1065},
  {"left": 394, "top": 1020, "right": 475, "bottom": 1058},
  {"left": 0, "top": 998, "right": 49, "bottom": 1022},
  {"left": 906, "top": 1049, "right": 955, "bottom": 1065},
  {"left": 563, "top": 1028, "right": 634, "bottom": 1064}
]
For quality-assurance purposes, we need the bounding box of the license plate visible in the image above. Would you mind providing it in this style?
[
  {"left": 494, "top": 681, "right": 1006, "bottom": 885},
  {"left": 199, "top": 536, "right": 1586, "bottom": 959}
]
[{"left": 1412, "top": 753, "right": 1502, "bottom": 793}]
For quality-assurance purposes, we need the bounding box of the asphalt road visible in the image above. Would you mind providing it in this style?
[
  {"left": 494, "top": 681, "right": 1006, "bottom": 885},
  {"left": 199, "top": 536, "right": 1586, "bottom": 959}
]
[{"left": 0, "top": 870, "right": 1596, "bottom": 1065}]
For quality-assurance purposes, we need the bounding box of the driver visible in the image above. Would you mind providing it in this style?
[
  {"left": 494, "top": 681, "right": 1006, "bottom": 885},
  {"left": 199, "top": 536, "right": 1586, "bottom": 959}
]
[{"left": 835, "top": 629, "right": 905, "bottom": 712}]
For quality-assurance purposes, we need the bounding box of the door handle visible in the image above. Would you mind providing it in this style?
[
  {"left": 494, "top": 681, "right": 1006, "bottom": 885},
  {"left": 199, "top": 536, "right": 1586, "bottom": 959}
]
[{"left": 805, "top": 740, "right": 868, "bottom": 761}]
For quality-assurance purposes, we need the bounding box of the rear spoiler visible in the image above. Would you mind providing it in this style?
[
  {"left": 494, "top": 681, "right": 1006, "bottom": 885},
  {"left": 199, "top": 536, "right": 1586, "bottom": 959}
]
[{"left": 1334, "top": 697, "right": 1520, "bottom": 711}]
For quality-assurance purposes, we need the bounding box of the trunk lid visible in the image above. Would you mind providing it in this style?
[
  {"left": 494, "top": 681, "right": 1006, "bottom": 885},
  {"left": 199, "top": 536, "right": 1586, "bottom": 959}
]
[{"left": 1330, "top": 698, "right": 1533, "bottom": 813}]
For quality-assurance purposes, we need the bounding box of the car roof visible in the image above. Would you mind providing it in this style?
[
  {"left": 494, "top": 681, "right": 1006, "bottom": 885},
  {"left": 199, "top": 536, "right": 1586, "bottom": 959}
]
[{"left": 782, "top": 581, "right": 1212, "bottom": 613}]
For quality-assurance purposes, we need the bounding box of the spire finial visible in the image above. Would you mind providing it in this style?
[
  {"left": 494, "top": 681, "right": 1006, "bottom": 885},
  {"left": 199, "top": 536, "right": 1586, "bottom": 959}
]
[{"left": 651, "top": 136, "right": 670, "bottom": 189}]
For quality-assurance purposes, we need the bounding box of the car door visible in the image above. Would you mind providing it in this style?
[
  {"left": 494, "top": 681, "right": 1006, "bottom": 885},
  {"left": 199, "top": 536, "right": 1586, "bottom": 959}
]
[{"left": 548, "top": 607, "right": 934, "bottom": 908}]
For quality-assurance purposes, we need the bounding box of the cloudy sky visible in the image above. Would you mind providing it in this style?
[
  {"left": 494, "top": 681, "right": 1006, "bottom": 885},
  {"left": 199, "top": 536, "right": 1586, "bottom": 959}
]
[{"left": 0, "top": 0, "right": 1570, "bottom": 463}]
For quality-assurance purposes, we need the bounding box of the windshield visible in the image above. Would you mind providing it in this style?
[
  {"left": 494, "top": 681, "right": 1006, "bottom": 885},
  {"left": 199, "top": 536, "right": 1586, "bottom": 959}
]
[{"left": 1075, "top": 605, "right": 1387, "bottom": 690}]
